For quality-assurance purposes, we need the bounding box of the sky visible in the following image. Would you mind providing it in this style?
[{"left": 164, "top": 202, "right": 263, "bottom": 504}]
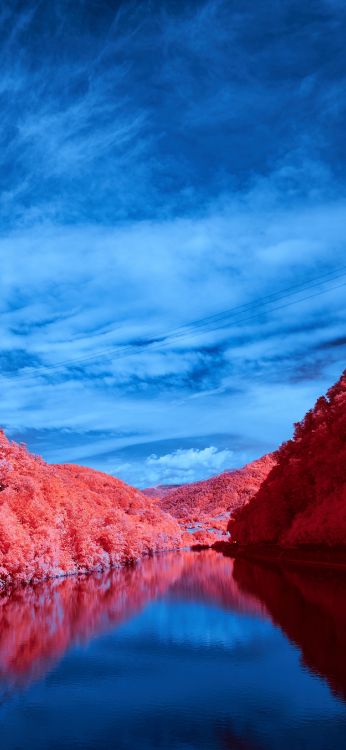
[{"left": 1, "top": 0, "right": 345, "bottom": 488}]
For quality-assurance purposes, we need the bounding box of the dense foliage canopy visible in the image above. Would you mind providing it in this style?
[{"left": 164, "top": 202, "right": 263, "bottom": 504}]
[
  {"left": 231, "top": 371, "right": 346, "bottom": 546},
  {"left": 0, "top": 432, "right": 181, "bottom": 588}
]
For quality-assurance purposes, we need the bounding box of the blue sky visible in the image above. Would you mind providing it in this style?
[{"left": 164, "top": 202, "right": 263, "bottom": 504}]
[{"left": 1, "top": 0, "right": 345, "bottom": 487}]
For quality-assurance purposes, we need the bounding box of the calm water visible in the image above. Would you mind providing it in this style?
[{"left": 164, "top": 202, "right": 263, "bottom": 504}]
[{"left": 0, "top": 549, "right": 345, "bottom": 750}]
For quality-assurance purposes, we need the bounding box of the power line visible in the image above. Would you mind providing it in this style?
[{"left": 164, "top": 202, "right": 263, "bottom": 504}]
[
  {"left": 159, "top": 271, "right": 346, "bottom": 343},
  {"left": 169, "top": 263, "right": 346, "bottom": 336},
  {"left": 7, "top": 271, "right": 346, "bottom": 379},
  {"left": 4, "top": 265, "right": 346, "bottom": 382}
]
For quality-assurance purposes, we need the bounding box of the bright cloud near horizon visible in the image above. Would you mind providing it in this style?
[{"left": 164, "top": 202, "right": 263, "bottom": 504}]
[{"left": 1, "top": 0, "right": 345, "bottom": 487}]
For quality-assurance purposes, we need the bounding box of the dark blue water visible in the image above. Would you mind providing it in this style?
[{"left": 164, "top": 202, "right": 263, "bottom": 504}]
[{"left": 0, "top": 550, "right": 345, "bottom": 750}]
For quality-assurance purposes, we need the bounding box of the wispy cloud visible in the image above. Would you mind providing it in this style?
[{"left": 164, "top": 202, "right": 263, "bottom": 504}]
[{"left": 1, "top": 0, "right": 346, "bottom": 225}]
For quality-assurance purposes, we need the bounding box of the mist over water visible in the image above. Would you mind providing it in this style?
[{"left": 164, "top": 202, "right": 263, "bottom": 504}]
[{"left": 0, "top": 550, "right": 345, "bottom": 750}]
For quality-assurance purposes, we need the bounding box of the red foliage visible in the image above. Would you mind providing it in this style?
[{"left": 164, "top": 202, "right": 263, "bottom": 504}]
[
  {"left": 0, "top": 431, "right": 182, "bottom": 588},
  {"left": 149, "top": 454, "right": 276, "bottom": 545},
  {"left": 187, "top": 529, "right": 221, "bottom": 547},
  {"left": 231, "top": 370, "right": 346, "bottom": 547},
  {"left": 142, "top": 484, "right": 181, "bottom": 499}
]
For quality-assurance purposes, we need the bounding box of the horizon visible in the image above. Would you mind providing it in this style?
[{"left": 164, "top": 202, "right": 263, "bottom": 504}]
[{"left": 1, "top": 0, "right": 346, "bottom": 488}]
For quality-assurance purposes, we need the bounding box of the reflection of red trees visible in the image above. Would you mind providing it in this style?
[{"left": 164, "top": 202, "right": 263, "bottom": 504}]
[
  {"left": 0, "top": 552, "right": 185, "bottom": 686},
  {"left": 152, "top": 455, "right": 275, "bottom": 545},
  {"left": 231, "top": 370, "right": 346, "bottom": 546},
  {"left": 0, "top": 550, "right": 263, "bottom": 689},
  {"left": 1, "top": 547, "right": 345, "bottom": 703},
  {"left": 0, "top": 432, "right": 182, "bottom": 588},
  {"left": 233, "top": 557, "right": 346, "bottom": 701},
  {"left": 169, "top": 550, "right": 265, "bottom": 617}
]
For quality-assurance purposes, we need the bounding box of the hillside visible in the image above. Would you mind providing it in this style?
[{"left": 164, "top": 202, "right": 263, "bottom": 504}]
[
  {"left": 148, "top": 454, "right": 276, "bottom": 545},
  {"left": 0, "top": 431, "right": 182, "bottom": 588},
  {"left": 230, "top": 370, "right": 346, "bottom": 547}
]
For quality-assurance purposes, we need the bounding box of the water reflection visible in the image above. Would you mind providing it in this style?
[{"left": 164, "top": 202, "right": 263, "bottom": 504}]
[
  {"left": 232, "top": 556, "right": 346, "bottom": 701},
  {"left": 0, "top": 552, "right": 185, "bottom": 688},
  {"left": 1, "top": 550, "right": 346, "bottom": 750},
  {"left": 0, "top": 549, "right": 345, "bottom": 705}
]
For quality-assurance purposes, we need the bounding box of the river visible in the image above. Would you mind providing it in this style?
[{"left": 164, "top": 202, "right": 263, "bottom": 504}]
[{"left": 0, "top": 549, "right": 345, "bottom": 749}]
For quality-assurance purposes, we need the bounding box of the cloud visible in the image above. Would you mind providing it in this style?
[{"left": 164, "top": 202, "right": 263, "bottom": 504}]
[
  {"left": 0, "top": 1, "right": 154, "bottom": 226},
  {"left": 1, "top": 189, "right": 345, "bottom": 485},
  {"left": 145, "top": 446, "right": 234, "bottom": 486},
  {"left": 0, "top": 1, "right": 345, "bottom": 485},
  {"left": 1, "top": 0, "right": 346, "bottom": 226}
]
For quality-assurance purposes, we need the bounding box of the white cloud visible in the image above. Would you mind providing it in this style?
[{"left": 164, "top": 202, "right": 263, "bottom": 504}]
[{"left": 145, "top": 446, "right": 234, "bottom": 486}]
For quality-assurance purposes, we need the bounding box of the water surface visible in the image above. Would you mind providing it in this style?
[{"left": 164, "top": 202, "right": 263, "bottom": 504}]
[{"left": 0, "top": 550, "right": 345, "bottom": 750}]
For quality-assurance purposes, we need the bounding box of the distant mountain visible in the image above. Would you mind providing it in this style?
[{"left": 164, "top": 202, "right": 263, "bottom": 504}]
[
  {"left": 142, "top": 484, "right": 182, "bottom": 499},
  {"left": 0, "top": 431, "right": 182, "bottom": 588},
  {"left": 231, "top": 370, "right": 346, "bottom": 547},
  {"left": 145, "top": 454, "right": 276, "bottom": 545}
]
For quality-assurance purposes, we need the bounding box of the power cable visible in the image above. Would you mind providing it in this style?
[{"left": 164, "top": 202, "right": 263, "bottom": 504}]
[{"left": 3, "top": 265, "right": 346, "bottom": 382}]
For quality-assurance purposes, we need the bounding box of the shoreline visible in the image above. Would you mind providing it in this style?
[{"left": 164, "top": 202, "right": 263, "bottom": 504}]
[
  {"left": 2, "top": 542, "right": 346, "bottom": 594},
  {"left": 212, "top": 541, "right": 346, "bottom": 571}
]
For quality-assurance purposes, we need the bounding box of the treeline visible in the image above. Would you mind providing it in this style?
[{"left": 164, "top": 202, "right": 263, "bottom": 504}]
[{"left": 231, "top": 371, "right": 346, "bottom": 546}]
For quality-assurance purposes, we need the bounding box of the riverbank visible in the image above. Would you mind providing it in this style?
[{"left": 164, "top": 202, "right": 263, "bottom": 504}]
[{"left": 213, "top": 541, "right": 346, "bottom": 571}]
